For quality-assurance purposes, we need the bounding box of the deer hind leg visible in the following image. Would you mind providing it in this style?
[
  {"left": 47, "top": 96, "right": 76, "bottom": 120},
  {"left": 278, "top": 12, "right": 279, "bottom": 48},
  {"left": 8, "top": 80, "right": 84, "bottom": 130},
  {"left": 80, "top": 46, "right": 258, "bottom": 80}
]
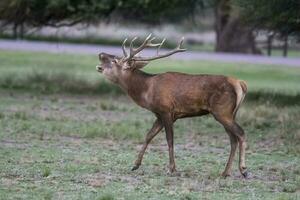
[
  {"left": 233, "top": 122, "right": 248, "bottom": 177},
  {"left": 213, "top": 114, "right": 248, "bottom": 178},
  {"left": 132, "top": 118, "right": 163, "bottom": 171},
  {"left": 221, "top": 130, "right": 238, "bottom": 177}
]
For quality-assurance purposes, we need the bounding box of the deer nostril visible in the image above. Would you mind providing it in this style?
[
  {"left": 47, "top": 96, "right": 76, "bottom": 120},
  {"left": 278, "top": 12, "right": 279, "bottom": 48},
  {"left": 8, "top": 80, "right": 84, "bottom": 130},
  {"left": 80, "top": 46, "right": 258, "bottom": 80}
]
[{"left": 96, "top": 65, "right": 103, "bottom": 72}]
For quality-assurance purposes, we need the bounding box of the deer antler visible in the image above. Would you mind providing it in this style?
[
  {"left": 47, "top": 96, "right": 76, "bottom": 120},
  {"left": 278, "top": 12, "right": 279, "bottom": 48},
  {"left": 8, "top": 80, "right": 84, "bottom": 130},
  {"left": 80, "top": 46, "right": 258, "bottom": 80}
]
[
  {"left": 133, "top": 37, "right": 186, "bottom": 62},
  {"left": 121, "top": 34, "right": 185, "bottom": 62},
  {"left": 122, "top": 38, "right": 128, "bottom": 58}
]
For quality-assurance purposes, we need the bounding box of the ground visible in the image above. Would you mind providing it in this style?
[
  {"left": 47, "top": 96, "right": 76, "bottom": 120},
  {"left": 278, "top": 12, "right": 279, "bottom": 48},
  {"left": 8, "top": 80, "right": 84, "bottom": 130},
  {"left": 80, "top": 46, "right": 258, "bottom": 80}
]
[{"left": 0, "top": 50, "right": 299, "bottom": 199}]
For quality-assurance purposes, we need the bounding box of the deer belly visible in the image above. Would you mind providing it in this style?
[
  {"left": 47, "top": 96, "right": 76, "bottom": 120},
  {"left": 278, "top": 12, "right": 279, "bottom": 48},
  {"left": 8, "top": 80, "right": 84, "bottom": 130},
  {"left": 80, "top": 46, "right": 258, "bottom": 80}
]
[{"left": 174, "top": 102, "right": 209, "bottom": 118}]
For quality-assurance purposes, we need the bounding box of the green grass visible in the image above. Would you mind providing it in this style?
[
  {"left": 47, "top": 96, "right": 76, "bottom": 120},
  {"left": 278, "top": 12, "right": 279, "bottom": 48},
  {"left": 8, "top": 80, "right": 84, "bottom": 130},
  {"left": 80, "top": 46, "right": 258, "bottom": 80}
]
[
  {"left": 0, "top": 50, "right": 300, "bottom": 199},
  {"left": 0, "top": 91, "right": 299, "bottom": 199}
]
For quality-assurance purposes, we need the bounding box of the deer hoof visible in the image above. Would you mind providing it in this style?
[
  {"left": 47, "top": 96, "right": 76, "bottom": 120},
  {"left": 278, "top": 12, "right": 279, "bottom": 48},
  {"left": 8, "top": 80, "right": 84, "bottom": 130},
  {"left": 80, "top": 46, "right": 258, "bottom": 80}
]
[
  {"left": 167, "top": 167, "right": 177, "bottom": 175},
  {"left": 242, "top": 170, "right": 249, "bottom": 178},
  {"left": 221, "top": 172, "right": 231, "bottom": 178},
  {"left": 131, "top": 165, "right": 140, "bottom": 171},
  {"left": 167, "top": 170, "right": 180, "bottom": 176}
]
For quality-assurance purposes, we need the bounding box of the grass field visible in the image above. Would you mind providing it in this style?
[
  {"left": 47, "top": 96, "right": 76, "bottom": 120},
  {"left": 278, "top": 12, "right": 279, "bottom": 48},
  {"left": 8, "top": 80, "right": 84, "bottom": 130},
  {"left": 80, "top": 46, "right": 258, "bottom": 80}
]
[{"left": 0, "top": 50, "right": 300, "bottom": 199}]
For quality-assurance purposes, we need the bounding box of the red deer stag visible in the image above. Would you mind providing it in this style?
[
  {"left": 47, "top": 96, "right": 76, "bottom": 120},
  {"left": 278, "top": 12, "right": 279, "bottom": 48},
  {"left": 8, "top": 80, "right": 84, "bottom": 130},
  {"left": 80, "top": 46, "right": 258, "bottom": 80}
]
[{"left": 96, "top": 34, "right": 248, "bottom": 178}]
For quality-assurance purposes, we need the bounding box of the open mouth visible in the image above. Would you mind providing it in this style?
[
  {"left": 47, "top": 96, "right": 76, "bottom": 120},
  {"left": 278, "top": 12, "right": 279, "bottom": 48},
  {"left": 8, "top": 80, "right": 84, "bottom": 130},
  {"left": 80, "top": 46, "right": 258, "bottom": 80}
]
[{"left": 96, "top": 65, "right": 103, "bottom": 73}]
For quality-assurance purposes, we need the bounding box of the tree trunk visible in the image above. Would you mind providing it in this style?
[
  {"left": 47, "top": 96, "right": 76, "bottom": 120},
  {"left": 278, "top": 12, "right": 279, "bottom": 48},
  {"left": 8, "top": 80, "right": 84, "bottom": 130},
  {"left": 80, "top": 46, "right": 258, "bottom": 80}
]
[
  {"left": 19, "top": 22, "right": 24, "bottom": 39},
  {"left": 214, "top": 0, "right": 261, "bottom": 54},
  {"left": 267, "top": 33, "right": 274, "bottom": 56},
  {"left": 283, "top": 35, "right": 288, "bottom": 57},
  {"left": 13, "top": 23, "right": 18, "bottom": 39}
]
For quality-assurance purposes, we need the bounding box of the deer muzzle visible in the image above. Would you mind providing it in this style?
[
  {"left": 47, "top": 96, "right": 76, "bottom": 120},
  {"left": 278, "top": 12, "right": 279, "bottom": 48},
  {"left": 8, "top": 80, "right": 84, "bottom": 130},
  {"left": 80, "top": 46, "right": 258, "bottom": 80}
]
[{"left": 96, "top": 65, "right": 103, "bottom": 73}]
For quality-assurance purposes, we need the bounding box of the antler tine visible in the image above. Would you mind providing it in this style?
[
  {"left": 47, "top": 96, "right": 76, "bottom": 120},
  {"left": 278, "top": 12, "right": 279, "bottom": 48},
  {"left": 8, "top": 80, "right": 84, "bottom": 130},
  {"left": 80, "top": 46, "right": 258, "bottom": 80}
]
[
  {"left": 133, "top": 34, "right": 154, "bottom": 52},
  {"left": 121, "top": 34, "right": 185, "bottom": 62},
  {"left": 121, "top": 38, "right": 128, "bottom": 58},
  {"left": 129, "top": 36, "right": 138, "bottom": 57},
  {"left": 129, "top": 37, "right": 138, "bottom": 51},
  {"left": 177, "top": 37, "right": 186, "bottom": 50},
  {"left": 145, "top": 33, "right": 153, "bottom": 42},
  {"left": 123, "top": 34, "right": 155, "bottom": 61},
  {"left": 157, "top": 38, "right": 166, "bottom": 55},
  {"left": 132, "top": 37, "right": 186, "bottom": 62},
  {"left": 145, "top": 37, "right": 163, "bottom": 47},
  {"left": 142, "top": 33, "right": 153, "bottom": 46}
]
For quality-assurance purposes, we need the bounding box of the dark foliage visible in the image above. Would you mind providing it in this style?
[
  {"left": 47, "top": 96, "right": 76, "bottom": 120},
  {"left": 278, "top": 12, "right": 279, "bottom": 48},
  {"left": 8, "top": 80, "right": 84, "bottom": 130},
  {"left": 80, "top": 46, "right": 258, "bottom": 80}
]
[{"left": 235, "top": 0, "right": 300, "bottom": 37}]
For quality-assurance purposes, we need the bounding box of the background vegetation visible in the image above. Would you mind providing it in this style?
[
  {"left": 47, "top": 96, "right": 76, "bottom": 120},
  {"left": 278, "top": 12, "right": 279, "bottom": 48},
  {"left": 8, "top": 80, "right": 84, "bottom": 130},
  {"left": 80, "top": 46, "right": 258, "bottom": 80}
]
[{"left": 1, "top": 0, "right": 299, "bottom": 56}]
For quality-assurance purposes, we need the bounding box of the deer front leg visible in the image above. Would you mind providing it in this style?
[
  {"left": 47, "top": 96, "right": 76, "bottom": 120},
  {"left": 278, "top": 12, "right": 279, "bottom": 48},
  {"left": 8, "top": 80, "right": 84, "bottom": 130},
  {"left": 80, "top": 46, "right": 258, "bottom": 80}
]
[
  {"left": 132, "top": 118, "right": 163, "bottom": 171},
  {"left": 162, "top": 114, "right": 176, "bottom": 173}
]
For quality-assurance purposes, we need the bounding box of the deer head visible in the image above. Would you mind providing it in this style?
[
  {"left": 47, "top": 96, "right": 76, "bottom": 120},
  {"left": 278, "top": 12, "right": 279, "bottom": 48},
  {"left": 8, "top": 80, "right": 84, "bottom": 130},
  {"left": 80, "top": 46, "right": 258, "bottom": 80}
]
[{"left": 96, "top": 34, "right": 186, "bottom": 84}]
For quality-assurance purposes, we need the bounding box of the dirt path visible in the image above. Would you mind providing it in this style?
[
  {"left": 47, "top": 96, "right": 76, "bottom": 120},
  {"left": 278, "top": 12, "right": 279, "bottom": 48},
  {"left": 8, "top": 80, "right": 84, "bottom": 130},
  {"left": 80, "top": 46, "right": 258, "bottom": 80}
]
[{"left": 0, "top": 39, "right": 299, "bottom": 67}]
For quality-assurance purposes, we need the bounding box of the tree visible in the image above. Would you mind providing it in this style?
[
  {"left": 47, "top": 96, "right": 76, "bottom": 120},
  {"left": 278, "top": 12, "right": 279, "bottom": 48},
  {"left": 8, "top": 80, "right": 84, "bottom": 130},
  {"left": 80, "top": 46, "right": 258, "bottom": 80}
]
[
  {"left": 0, "top": 0, "right": 117, "bottom": 38},
  {"left": 112, "top": 0, "right": 261, "bottom": 54},
  {"left": 214, "top": 0, "right": 261, "bottom": 54},
  {"left": 0, "top": 0, "right": 270, "bottom": 54},
  {"left": 110, "top": 0, "right": 204, "bottom": 24},
  {"left": 236, "top": 0, "right": 300, "bottom": 37},
  {"left": 0, "top": 0, "right": 32, "bottom": 38},
  {"left": 235, "top": 0, "right": 300, "bottom": 56}
]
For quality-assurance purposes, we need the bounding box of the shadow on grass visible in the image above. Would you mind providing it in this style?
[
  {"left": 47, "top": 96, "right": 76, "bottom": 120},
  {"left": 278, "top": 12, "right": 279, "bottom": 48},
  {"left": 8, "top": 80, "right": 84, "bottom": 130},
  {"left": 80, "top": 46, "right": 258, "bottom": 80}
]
[{"left": 1, "top": 72, "right": 299, "bottom": 106}]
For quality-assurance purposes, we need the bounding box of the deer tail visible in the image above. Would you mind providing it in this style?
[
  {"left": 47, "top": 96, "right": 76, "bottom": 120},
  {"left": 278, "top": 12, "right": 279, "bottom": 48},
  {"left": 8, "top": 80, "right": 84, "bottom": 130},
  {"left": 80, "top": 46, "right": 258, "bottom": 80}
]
[{"left": 233, "top": 80, "right": 247, "bottom": 118}]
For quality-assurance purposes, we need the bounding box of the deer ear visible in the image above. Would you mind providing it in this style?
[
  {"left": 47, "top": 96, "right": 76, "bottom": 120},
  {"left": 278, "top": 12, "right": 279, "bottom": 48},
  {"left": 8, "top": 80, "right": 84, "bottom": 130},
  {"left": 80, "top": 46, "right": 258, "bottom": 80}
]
[{"left": 132, "top": 61, "right": 149, "bottom": 69}]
